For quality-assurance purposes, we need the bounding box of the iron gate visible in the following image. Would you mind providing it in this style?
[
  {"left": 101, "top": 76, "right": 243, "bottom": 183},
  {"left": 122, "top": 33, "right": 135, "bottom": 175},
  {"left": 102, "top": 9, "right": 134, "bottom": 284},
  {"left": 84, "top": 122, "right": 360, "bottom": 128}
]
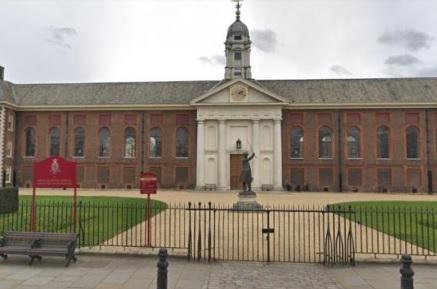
[{"left": 186, "top": 203, "right": 355, "bottom": 264}]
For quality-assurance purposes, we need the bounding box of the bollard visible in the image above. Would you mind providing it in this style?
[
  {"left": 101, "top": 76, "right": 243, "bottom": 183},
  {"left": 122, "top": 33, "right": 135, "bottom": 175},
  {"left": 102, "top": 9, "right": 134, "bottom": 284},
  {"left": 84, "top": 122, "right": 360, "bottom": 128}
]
[
  {"left": 157, "top": 248, "right": 168, "bottom": 289},
  {"left": 400, "top": 254, "right": 414, "bottom": 289}
]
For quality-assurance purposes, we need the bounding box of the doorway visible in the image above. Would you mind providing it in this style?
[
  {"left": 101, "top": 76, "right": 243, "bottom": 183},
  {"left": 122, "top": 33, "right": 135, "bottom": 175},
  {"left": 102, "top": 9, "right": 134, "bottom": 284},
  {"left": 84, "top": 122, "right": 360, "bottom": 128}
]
[{"left": 230, "top": 154, "right": 243, "bottom": 190}]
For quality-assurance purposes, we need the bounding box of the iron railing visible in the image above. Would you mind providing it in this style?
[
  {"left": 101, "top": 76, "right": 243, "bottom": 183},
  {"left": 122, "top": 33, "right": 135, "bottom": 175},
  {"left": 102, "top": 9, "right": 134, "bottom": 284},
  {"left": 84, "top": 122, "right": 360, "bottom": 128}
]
[{"left": 1, "top": 201, "right": 436, "bottom": 264}]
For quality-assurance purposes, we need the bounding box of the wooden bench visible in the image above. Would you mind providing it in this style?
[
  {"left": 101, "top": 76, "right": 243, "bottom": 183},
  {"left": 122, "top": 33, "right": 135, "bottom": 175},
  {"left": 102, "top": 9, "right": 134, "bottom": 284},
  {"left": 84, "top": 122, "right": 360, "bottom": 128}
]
[{"left": 0, "top": 231, "right": 78, "bottom": 267}]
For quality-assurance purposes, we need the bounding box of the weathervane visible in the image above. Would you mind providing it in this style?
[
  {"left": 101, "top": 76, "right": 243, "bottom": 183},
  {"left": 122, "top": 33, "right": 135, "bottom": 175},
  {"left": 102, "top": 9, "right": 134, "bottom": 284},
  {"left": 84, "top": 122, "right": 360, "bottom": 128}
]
[{"left": 232, "top": 0, "right": 243, "bottom": 20}]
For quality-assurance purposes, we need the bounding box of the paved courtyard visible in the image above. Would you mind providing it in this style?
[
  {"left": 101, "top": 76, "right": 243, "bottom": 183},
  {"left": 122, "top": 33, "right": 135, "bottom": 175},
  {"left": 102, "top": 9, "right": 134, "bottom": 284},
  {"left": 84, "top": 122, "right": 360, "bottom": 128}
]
[
  {"left": 19, "top": 188, "right": 437, "bottom": 206},
  {"left": 0, "top": 254, "right": 436, "bottom": 289}
]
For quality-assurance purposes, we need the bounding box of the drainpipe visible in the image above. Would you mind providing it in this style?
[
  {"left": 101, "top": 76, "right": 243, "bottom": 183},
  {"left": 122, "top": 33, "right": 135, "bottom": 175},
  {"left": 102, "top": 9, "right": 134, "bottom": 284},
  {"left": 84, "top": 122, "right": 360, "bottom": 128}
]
[
  {"left": 64, "top": 111, "right": 69, "bottom": 158},
  {"left": 337, "top": 110, "right": 343, "bottom": 192},
  {"left": 425, "top": 109, "right": 433, "bottom": 193},
  {"left": 141, "top": 111, "right": 145, "bottom": 173}
]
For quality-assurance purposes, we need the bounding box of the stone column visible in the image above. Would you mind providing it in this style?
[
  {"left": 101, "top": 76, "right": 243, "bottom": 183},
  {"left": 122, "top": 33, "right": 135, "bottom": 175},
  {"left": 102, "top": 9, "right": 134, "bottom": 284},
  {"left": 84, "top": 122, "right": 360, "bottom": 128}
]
[
  {"left": 196, "top": 120, "right": 205, "bottom": 190},
  {"left": 252, "top": 119, "right": 260, "bottom": 190},
  {"left": 273, "top": 119, "right": 283, "bottom": 190},
  {"left": 218, "top": 119, "right": 227, "bottom": 190}
]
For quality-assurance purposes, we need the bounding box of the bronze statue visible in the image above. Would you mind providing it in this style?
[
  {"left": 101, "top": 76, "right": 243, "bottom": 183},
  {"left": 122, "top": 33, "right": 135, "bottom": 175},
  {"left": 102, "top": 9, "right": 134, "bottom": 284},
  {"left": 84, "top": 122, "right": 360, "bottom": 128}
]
[{"left": 240, "top": 152, "right": 255, "bottom": 192}]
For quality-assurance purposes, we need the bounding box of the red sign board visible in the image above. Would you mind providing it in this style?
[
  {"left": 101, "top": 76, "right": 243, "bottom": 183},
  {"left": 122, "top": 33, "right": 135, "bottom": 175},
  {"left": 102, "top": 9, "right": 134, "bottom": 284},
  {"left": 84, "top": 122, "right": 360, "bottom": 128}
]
[
  {"left": 140, "top": 172, "right": 157, "bottom": 194},
  {"left": 33, "top": 157, "right": 77, "bottom": 188}
]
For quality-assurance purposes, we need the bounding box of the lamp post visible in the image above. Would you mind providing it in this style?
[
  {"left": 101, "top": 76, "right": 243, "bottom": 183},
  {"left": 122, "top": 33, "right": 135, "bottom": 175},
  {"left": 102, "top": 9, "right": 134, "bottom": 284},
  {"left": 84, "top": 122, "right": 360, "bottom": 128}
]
[{"left": 236, "top": 139, "right": 242, "bottom": 150}]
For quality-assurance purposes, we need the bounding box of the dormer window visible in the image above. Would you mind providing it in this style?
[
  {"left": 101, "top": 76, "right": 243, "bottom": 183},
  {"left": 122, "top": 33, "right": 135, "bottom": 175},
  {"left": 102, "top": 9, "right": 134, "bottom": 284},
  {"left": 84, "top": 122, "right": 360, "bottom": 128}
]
[
  {"left": 234, "top": 35, "right": 242, "bottom": 40},
  {"left": 234, "top": 52, "right": 242, "bottom": 61}
]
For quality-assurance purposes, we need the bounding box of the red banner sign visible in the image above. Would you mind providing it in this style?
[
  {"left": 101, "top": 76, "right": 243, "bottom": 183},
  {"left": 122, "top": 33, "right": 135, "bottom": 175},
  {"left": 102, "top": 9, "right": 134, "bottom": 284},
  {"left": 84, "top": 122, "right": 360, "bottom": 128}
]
[
  {"left": 33, "top": 157, "right": 77, "bottom": 188},
  {"left": 140, "top": 172, "right": 157, "bottom": 194}
]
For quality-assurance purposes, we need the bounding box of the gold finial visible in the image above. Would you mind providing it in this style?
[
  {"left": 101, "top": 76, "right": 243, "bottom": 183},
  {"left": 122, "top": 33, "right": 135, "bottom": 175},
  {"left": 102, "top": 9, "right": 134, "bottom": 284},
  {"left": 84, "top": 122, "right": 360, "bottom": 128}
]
[{"left": 232, "top": 0, "right": 243, "bottom": 21}]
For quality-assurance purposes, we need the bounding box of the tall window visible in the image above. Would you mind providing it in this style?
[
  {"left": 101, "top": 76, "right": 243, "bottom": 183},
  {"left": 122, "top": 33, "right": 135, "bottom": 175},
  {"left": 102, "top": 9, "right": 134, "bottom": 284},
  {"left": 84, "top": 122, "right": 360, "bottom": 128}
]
[
  {"left": 124, "top": 127, "right": 136, "bottom": 158},
  {"left": 290, "top": 127, "right": 304, "bottom": 158},
  {"left": 319, "top": 126, "right": 332, "bottom": 158},
  {"left": 99, "top": 127, "right": 110, "bottom": 157},
  {"left": 25, "top": 127, "right": 35, "bottom": 157},
  {"left": 406, "top": 126, "right": 419, "bottom": 159},
  {"left": 49, "top": 127, "right": 60, "bottom": 156},
  {"left": 347, "top": 126, "right": 361, "bottom": 158},
  {"left": 176, "top": 127, "right": 189, "bottom": 157},
  {"left": 150, "top": 128, "right": 161, "bottom": 157},
  {"left": 377, "top": 126, "right": 390, "bottom": 158},
  {"left": 74, "top": 127, "right": 85, "bottom": 157}
]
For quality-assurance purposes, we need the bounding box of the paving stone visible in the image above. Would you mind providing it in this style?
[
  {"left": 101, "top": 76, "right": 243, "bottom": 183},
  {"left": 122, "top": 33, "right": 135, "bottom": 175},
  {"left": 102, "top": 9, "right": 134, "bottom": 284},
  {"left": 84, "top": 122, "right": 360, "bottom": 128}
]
[{"left": 0, "top": 280, "right": 20, "bottom": 289}]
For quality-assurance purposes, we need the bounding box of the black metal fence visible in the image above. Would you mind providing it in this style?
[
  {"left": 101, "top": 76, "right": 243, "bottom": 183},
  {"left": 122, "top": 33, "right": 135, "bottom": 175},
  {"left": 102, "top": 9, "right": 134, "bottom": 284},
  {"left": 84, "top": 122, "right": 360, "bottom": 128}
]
[{"left": 1, "top": 201, "right": 436, "bottom": 264}]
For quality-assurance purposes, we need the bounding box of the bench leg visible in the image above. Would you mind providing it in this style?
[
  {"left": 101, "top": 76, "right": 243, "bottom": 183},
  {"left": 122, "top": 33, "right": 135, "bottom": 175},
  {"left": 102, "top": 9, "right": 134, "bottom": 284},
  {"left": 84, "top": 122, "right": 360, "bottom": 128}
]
[
  {"left": 0, "top": 253, "right": 7, "bottom": 260},
  {"left": 28, "top": 255, "right": 42, "bottom": 266},
  {"left": 64, "top": 253, "right": 77, "bottom": 267}
]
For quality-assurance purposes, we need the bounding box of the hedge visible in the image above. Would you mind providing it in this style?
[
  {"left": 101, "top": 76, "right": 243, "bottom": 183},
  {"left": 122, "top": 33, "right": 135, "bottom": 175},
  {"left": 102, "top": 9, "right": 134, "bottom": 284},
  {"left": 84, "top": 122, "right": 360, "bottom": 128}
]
[{"left": 0, "top": 187, "right": 18, "bottom": 214}]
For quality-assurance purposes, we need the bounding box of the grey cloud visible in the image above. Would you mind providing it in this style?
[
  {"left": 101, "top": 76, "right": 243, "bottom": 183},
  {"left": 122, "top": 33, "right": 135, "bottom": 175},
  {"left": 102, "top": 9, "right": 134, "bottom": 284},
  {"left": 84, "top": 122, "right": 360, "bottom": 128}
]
[
  {"left": 251, "top": 29, "right": 277, "bottom": 53},
  {"left": 413, "top": 66, "right": 437, "bottom": 77},
  {"left": 45, "top": 27, "right": 77, "bottom": 48},
  {"left": 330, "top": 65, "right": 352, "bottom": 77},
  {"left": 385, "top": 64, "right": 437, "bottom": 78},
  {"left": 198, "top": 55, "right": 225, "bottom": 66},
  {"left": 378, "top": 30, "right": 434, "bottom": 51},
  {"left": 385, "top": 54, "right": 420, "bottom": 67}
]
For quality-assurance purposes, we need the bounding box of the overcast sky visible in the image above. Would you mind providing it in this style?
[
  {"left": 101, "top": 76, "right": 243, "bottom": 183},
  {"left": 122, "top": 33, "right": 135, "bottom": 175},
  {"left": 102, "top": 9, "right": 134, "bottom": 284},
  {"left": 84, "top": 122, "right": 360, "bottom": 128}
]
[{"left": 1, "top": 0, "right": 436, "bottom": 83}]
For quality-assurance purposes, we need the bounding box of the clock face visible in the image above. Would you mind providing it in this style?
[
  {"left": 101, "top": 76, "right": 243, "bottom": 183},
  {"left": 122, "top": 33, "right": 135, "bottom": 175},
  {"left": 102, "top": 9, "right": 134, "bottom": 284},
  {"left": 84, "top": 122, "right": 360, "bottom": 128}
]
[{"left": 230, "top": 85, "right": 248, "bottom": 102}]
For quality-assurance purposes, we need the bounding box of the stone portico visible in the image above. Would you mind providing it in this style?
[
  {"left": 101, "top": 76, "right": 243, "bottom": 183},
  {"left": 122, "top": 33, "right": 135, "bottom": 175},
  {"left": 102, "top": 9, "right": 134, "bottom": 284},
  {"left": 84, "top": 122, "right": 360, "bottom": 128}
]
[{"left": 192, "top": 79, "right": 286, "bottom": 191}]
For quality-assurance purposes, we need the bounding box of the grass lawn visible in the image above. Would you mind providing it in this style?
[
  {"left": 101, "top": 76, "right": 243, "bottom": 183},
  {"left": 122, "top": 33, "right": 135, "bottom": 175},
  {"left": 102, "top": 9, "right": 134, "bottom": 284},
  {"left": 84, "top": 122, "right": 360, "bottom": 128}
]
[
  {"left": 331, "top": 201, "right": 437, "bottom": 253},
  {"left": 0, "top": 196, "right": 167, "bottom": 246}
]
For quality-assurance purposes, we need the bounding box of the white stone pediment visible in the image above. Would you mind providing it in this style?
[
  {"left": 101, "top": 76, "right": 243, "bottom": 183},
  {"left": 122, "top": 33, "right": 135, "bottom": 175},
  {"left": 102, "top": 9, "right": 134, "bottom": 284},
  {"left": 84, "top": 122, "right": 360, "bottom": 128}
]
[{"left": 190, "top": 79, "right": 288, "bottom": 106}]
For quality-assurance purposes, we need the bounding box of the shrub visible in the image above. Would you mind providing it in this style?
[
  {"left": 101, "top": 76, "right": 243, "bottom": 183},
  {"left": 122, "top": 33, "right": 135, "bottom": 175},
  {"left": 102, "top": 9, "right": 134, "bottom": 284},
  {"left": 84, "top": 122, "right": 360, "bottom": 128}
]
[{"left": 0, "top": 187, "right": 19, "bottom": 214}]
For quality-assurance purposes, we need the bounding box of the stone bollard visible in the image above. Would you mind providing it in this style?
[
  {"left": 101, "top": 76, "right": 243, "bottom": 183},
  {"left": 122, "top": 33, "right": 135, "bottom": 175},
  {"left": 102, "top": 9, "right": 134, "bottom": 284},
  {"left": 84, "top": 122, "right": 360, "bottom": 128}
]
[
  {"left": 157, "top": 248, "right": 168, "bottom": 289},
  {"left": 400, "top": 254, "right": 414, "bottom": 289}
]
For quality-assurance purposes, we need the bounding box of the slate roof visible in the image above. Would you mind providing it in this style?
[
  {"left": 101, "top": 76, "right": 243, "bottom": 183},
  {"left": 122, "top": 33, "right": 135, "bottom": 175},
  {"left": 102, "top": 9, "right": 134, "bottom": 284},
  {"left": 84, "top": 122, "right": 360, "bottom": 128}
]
[
  {"left": 0, "top": 81, "right": 16, "bottom": 104},
  {"left": 1, "top": 77, "right": 437, "bottom": 107},
  {"left": 259, "top": 78, "right": 437, "bottom": 104},
  {"left": 10, "top": 81, "right": 219, "bottom": 106}
]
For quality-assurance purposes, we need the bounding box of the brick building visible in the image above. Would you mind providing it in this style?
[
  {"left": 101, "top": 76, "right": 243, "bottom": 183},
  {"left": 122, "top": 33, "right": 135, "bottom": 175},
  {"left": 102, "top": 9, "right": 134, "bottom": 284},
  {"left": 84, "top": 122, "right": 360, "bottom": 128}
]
[{"left": 0, "top": 5, "right": 437, "bottom": 193}]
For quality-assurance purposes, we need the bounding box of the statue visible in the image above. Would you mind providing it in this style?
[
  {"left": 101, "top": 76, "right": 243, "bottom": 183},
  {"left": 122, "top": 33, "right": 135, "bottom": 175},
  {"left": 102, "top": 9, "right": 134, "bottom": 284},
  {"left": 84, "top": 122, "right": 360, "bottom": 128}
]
[{"left": 240, "top": 152, "right": 255, "bottom": 193}]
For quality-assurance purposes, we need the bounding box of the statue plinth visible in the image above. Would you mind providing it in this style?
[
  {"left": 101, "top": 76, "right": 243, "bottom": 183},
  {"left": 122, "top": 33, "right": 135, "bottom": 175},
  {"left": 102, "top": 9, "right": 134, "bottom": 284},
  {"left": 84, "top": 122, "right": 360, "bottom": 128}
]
[{"left": 233, "top": 190, "right": 262, "bottom": 210}]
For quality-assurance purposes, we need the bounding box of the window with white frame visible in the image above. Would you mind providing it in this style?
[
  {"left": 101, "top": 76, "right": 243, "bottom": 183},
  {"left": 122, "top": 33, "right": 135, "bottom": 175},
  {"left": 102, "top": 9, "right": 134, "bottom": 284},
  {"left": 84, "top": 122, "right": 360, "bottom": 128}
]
[
  {"left": 7, "top": 114, "right": 14, "bottom": 132},
  {"left": 6, "top": 141, "right": 12, "bottom": 158}
]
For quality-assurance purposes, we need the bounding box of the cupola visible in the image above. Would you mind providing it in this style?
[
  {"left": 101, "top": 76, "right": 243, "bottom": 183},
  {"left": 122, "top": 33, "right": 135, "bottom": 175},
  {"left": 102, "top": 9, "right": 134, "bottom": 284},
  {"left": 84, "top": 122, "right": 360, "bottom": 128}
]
[{"left": 224, "top": 0, "right": 252, "bottom": 80}]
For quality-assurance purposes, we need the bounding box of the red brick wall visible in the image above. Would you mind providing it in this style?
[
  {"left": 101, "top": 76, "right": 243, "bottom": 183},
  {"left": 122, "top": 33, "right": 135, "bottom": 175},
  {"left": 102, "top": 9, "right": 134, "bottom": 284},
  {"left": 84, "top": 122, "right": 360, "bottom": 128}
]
[
  {"left": 282, "top": 109, "right": 434, "bottom": 193},
  {"left": 14, "top": 110, "right": 197, "bottom": 189}
]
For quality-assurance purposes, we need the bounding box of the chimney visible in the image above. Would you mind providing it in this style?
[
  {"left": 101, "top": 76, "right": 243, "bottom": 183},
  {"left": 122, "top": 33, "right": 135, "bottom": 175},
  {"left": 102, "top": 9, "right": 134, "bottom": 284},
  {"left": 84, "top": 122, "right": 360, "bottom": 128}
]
[{"left": 0, "top": 66, "right": 4, "bottom": 81}]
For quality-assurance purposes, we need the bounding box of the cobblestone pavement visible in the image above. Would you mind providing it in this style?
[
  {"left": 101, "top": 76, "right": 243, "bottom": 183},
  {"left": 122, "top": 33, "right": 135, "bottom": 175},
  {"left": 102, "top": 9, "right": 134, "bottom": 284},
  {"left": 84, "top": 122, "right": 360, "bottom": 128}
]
[
  {"left": 205, "top": 262, "right": 340, "bottom": 289},
  {"left": 1, "top": 255, "right": 436, "bottom": 289}
]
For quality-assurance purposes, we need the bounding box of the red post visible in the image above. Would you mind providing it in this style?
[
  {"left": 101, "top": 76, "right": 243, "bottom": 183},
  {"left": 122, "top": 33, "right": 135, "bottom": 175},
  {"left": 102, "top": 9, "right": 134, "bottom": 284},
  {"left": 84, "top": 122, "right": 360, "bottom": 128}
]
[
  {"left": 31, "top": 187, "right": 36, "bottom": 231},
  {"left": 139, "top": 172, "right": 157, "bottom": 247}
]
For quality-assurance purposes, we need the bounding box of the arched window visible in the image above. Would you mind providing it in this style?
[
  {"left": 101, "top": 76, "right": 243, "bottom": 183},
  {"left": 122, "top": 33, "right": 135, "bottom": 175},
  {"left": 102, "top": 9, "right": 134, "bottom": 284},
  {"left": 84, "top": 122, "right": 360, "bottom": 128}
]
[
  {"left": 49, "top": 127, "right": 60, "bottom": 156},
  {"left": 377, "top": 126, "right": 390, "bottom": 158},
  {"left": 290, "top": 127, "right": 304, "bottom": 158},
  {"left": 99, "top": 127, "right": 110, "bottom": 157},
  {"left": 150, "top": 128, "right": 161, "bottom": 157},
  {"left": 25, "top": 127, "right": 35, "bottom": 157},
  {"left": 124, "top": 127, "right": 136, "bottom": 158},
  {"left": 74, "top": 127, "right": 85, "bottom": 157},
  {"left": 176, "top": 127, "right": 189, "bottom": 157},
  {"left": 319, "top": 126, "right": 332, "bottom": 158},
  {"left": 406, "top": 126, "right": 419, "bottom": 159},
  {"left": 347, "top": 126, "right": 361, "bottom": 158}
]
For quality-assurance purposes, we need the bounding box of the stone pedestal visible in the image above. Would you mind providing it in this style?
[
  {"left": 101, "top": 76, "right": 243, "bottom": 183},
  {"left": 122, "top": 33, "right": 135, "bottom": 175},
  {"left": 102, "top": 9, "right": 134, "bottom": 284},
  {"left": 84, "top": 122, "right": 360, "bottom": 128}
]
[{"left": 233, "top": 191, "right": 262, "bottom": 210}]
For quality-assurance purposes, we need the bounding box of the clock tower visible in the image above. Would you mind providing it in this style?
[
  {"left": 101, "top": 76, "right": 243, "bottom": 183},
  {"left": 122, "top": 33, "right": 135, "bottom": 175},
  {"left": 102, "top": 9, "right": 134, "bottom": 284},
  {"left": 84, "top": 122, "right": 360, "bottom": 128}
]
[{"left": 224, "top": 1, "right": 252, "bottom": 80}]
